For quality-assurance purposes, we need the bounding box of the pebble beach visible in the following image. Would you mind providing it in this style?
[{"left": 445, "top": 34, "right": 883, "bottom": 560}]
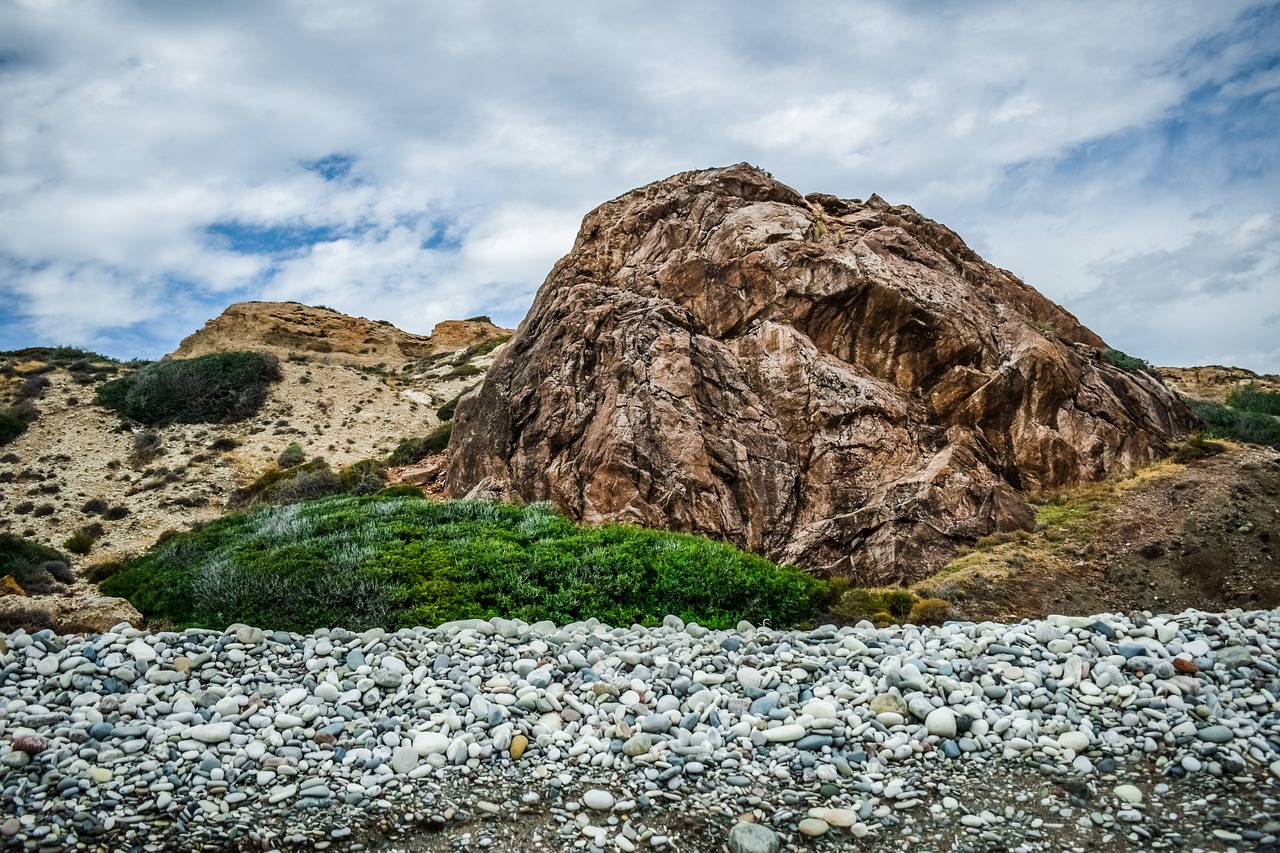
[{"left": 2, "top": 609, "right": 1279, "bottom": 852}]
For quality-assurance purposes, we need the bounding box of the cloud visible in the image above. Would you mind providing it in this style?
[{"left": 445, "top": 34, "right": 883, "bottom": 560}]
[{"left": 0, "top": 0, "right": 1276, "bottom": 372}]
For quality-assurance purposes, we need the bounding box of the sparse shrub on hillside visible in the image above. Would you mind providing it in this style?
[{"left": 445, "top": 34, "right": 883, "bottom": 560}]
[
  {"left": 131, "top": 430, "right": 163, "bottom": 465},
  {"left": 378, "top": 484, "right": 424, "bottom": 499},
  {"left": 388, "top": 423, "right": 453, "bottom": 465},
  {"left": 101, "top": 497, "right": 826, "bottom": 633},
  {"left": 0, "top": 409, "right": 29, "bottom": 448},
  {"left": 1170, "top": 435, "right": 1228, "bottom": 463},
  {"left": 444, "top": 364, "right": 483, "bottom": 380},
  {"left": 1188, "top": 399, "right": 1280, "bottom": 449},
  {"left": 1101, "top": 347, "right": 1151, "bottom": 374},
  {"left": 1227, "top": 384, "right": 1280, "bottom": 416},
  {"left": 278, "top": 442, "right": 306, "bottom": 468},
  {"left": 340, "top": 458, "right": 388, "bottom": 495},
  {"left": 83, "top": 561, "right": 123, "bottom": 583},
  {"left": 103, "top": 505, "right": 130, "bottom": 521},
  {"left": 95, "top": 351, "right": 281, "bottom": 425},
  {"left": 462, "top": 335, "right": 511, "bottom": 360},
  {"left": 464, "top": 315, "right": 493, "bottom": 324},
  {"left": 64, "top": 531, "right": 94, "bottom": 556},
  {"left": 17, "top": 375, "right": 51, "bottom": 399},
  {"left": 832, "top": 586, "right": 944, "bottom": 626},
  {"left": 81, "top": 498, "right": 109, "bottom": 515},
  {"left": 32, "top": 503, "right": 55, "bottom": 518},
  {"left": 0, "top": 534, "right": 70, "bottom": 595}
]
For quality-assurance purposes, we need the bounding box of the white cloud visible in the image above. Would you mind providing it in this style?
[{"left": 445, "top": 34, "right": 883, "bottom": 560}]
[{"left": 0, "top": 0, "right": 1276, "bottom": 372}]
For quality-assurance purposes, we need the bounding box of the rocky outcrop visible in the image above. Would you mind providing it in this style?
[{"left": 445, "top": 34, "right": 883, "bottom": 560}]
[
  {"left": 446, "top": 164, "right": 1195, "bottom": 583},
  {"left": 0, "top": 593, "right": 142, "bottom": 634},
  {"left": 1158, "top": 365, "right": 1280, "bottom": 404},
  {"left": 169, "top": 302, "right": 511, "bottom": 367}
]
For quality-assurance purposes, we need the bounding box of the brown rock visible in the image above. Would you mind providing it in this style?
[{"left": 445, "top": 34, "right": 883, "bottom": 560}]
[
  {"left": 168, "top": 301, "right": 512, "bottom": 367},
  {"left": 0, "top": 576, "right": 26, "bottom": 597},
  {"left": 0, "top": 594, "right": 142, "bottom": 634},
  {"left": 1173, "top": 657, "right": 1200, "bottom": 675},
  {"left": 446, "top": 164, "right": 1195, "bottom": 583}
]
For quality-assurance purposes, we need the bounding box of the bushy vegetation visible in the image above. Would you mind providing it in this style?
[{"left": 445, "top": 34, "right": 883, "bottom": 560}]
[
  {"left": 278, "top": 442, "right": 306, "bottom": 468},
  {"left": 1227, "top": 384, "right": 1280, "bottom": 417},
  {"left": 100, "top": 497, "right": 827, "bottom": 633},
  {"left": 0, "top": 534, "right": 72, "bottom": 595},
  {"left": 1101, "top": 347, "right": 1151, "bottom": 374},
  {"left": 388, "top": 423, "right": 453, "bottom": 465},
  {"left": 231, "top": 457, "right": 391, "bottom": 508},
  {"left": 1187, "top": 398, "right": 1280, "bottom": 449},
  {"left": 828, "top": 585, "right": 951, "bottom": 627},
  {"left": 0, "top": 405, "right": 34, "bottom": 448},
  {"left": 95, "top": 352, "right": 281, "bottom": 425}
]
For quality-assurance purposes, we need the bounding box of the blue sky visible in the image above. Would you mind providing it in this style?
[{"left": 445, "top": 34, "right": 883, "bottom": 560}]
[{"left": 1, "top": 2, "right": 1277, "bottom": 372}]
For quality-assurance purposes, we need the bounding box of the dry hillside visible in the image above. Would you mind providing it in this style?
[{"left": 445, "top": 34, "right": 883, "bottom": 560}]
[{"left": 0, "top": 305, "right": 511, "bottom": 628}]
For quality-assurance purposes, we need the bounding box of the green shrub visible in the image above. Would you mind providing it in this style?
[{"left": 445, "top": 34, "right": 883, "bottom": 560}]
[
  {"left": 339, "top": 458, "right": 388, "bottom": 495},
  {"left": 0, "top": 408, "right": 28, "bottom": 447},
  {"left": 278, "top": 442, "right": 306, "bottom": 468},
  {"left": 464, "top": 315, "right": 493, "bottom": 324},
  {"left": 437, "top": 394, "right": 463, "bottom": 422},
  {"left": 0, "top": 534, "right": 70, "bottom": 595},
  {"left": 95, "top": 352, "right": 281, "bottom": 425},
  {"left": 378, "top": 484, "right": 425, "bottom": 499},
  {"left": 463, "top": 335, "right": 511, "bottom": 360},
  {"left": 882, "top": 589, "right": 916, "bottom": 620},
  {"left": 1188, "top": 399, "right": 1280, "bottom": 449},
  {"left": 388, "top": 423, "right": 453, "bottom": 465},
  {"left": 1227, "top": 384, "right": 1280, "bottom": 416},
  {"left": 908, "top": 597, "right": 950, "bottom": 625},
  {"left": 1101, "top": 347, "right": 1151, "bottom": 374},
  {"left": 64, "top": 531, "right": 94, "bottom": 556},
  {"left": 444, "top": 364, "right": 483, "bottom": 380},
  {"left": 100, "top": 497, "right": 826, "bottom": 633}
]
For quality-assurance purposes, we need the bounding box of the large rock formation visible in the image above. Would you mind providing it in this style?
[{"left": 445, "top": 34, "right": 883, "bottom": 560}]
[
  {"left": 446, "top": 164, "right": 1195, "bottom": 582},
  {"left": 169, "top": 301, "right": 510, "bottom": 367}
]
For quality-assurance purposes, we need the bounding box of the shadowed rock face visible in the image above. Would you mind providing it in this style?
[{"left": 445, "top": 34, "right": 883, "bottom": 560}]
[{"left": 446, "top": 164, "right": 1196, "bottom": 583}]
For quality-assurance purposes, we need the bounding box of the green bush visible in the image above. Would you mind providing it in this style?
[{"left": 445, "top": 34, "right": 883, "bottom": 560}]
[
  {"left": 908, "top": 597, "right": 950, "bottom": 625},
  {"left": 1227, "top": 384, "right": 1280, "bottom": 416},
  {"left": 278, "top": 442, "right": 306, "bottom": 468},
  {"left": 1188, "top": 399, "right": 1280, "bottom": 449},
  {"left": 1101, "top": 347, "right": 1151, "bottom": 374},
  {"left": 444, "top": 364, "right": 483, "bottom": 380},
  {"left": 95, "top": 352, "right": 281, "bottom": 425},
  {"left": 0, "top": 534, "right": 70, "bottom": 595},
  {"left": 64, "top": 531, "right": 94, "bottom": 556},
  {"left": 0, "top": 408, "right": 28, "bottom": 447},
  {"left": 100, "top": 497, "right": 826, "bottom": 633},
  {"left": 388, "top": 423, "right": 453, "bottom": 465}
]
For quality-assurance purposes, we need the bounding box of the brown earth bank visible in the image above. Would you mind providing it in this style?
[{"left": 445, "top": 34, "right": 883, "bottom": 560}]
[
  {"left": 446, "top": 163, "right": 1194, "bottom": 586},
  {"left": 914, "top": 443, "right": 1280, "bottom": 624}
]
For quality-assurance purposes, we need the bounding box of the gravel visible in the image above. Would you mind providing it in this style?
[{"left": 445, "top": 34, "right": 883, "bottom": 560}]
[{"left": 2, "top": 608, "right": 1279, "bottom": 852}]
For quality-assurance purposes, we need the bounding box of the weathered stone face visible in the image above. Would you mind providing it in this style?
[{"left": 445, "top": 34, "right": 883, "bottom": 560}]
[{"left": 445, "top": 164, "right": 1195, "bottom": 583}]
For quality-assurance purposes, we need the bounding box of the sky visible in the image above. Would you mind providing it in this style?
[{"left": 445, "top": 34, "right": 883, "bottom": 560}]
[{"left": 1, "top": 2, "right": 1278, "bottom": 373}]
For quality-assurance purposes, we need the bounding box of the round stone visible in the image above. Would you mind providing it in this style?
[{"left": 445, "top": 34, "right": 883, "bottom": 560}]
[
  {"left": 583, "top": 789, "right": 615, "bottom": 811},
  {"left": 1113, "top": 784, "right": 1143, "bottom": 805},
  {"left": 925, "top": 707, "right": 957, "bottom": 738},
  {"left": 797, "top": 817, "right": 829, "bottom": 837},
  {"left": 727, "top": 821, "right": 780, "bottom": 853},
  {"left": 509, "top": 734, "right": 528, "bottom": 760}
]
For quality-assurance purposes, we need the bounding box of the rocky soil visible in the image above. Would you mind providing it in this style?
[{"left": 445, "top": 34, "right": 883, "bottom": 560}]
[
  {"left": 1, "top": 610, "right": 1278, "bottom": 852},
  {"left": 447, "top": 164, "right": 1194, "bottom": 585}
]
